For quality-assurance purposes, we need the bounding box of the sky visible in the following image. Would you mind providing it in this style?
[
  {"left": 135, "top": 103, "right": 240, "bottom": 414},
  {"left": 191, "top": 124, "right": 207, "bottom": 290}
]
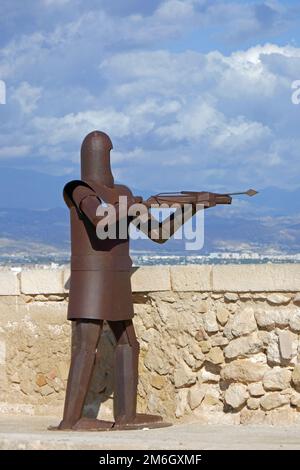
[{"left": 0, "top": 0, "right": 300, "bottom": 193}]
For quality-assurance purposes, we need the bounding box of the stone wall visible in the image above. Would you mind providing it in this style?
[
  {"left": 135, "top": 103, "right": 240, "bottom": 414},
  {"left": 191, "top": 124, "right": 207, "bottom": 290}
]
[{"left": 1, "top": 264, "right": 300, "bottom": 425}]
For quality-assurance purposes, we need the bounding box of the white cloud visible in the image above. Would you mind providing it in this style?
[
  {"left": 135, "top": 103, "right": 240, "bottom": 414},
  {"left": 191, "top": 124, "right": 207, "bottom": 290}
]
[
  {"left": 2, "top": 42, "right": 300, "bottom": 191},
  {"left": 96, "top": 44, "right": 300, "bottom": 189},
  {"left": 0, "top": 145, "right": 31, "bottom": 159},
  {"left": 12, "top": 81, "right": 42, "bottom": 113},
  {"left": 154, "top": 99, "right": 270, "bottom": 150},
  {"left": 156, "top": 0, "right": 196, "bottom": 21},
  {"left": 1, "top": 1, "right": 300, "bottom": 191},
  {"left": 0, "top": 3, "right": 200, "bottom": 83},
  {"left": 32, "top": 109, "right": 131, "bottom": 145},
  {"left": 0, "top": 80, "right": 6, "bottom": 104},
  {"left": 43, "top": 0, "right": 71, "bottom": 6}
]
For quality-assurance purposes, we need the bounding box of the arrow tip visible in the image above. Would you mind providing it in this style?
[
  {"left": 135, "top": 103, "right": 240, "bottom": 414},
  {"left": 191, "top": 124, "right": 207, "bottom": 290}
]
[{"left": 246, "top": 189, "right": 258, "bottom": 197}]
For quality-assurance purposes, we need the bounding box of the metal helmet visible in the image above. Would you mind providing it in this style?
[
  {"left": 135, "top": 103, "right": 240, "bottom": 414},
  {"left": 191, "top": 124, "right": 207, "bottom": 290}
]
[{"left": 80, "top": 130, "right": 114, "bottom": 187}]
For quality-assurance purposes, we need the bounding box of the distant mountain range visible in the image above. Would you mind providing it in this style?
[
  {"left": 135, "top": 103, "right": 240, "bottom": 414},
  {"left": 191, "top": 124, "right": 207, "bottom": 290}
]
[
  {"left": 0, "top": 167, "right": 71, "bottom": 210},
  {"left": 2, "top": 166, "right": 300, "bottom": 215},
  {"left": 0, "top": 167, "right": 299, "bottom": 263}
]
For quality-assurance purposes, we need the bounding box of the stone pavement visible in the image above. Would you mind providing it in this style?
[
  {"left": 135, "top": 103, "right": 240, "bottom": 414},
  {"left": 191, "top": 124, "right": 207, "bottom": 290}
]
[{"left": 1, "top": 415, "right": 300, "bottom": 450}]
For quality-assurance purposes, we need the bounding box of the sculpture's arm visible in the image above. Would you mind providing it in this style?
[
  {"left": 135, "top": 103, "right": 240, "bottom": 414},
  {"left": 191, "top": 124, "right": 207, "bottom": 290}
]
[
  {"left": 131, "top": 204, "right": 198, "bottom": 244},
  {"left": 131, "top": 192, "right": 231, "bottom": 244},
  {"left": 72, "top": 186, "right": 130, "bottom": 228}
]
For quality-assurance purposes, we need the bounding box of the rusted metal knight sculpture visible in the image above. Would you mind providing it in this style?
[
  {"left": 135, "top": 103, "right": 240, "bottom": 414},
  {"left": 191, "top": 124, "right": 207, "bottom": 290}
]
[{"left": 59, "top": 130, "right": 257, "bottom": 431}]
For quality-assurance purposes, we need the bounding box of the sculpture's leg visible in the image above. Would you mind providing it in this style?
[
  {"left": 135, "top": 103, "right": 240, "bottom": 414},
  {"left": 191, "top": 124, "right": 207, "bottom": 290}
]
[
  {"left": 108, "top": 320, "right": 171, "bottom": 430},
  {"left": 108, "top": 320, "right": 138, "bottom": 423},
  {"left": 57, "top": 319, "right": 113, "bottom": 431}
]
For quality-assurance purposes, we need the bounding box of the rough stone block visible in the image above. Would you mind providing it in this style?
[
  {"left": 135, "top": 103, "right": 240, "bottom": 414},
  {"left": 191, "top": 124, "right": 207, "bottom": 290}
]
[
  {"left": 221, "top": 359, "right": 268, "bottom": 383},
  {"left": 131, "top": 266, "right": 171, "bottom": 292},
  {"left": 170, "top": 266, "right": 212, "bottom": 292},
  {"left": 240, "top": 408, "right": 266, "bottom": 425},
  {"left": 265, "top": 408, "right": 297, "bottom": 425},
  {"left": 224, "top": 333, "right": 263, "bottom": 359},
  {"left": 203, "top": 311, "right": 218, "bottom": 333},
  {"left": 263, "top": 367, "right": 291, "bottom": 391},
  {"left": 247, "top": 397, "right": 260, "bottom": 410},
  {"left": 212, "top": 264, "right": 300, "bottom": 292},
  {"left": 267, "top": 294, "right": 291, "bottom": 305},
  {"left": 188, "top": 386, "right": 205, "bottom": 410},
  {"left": 224, "top": 292, "right": 239, "bottom": 302},
  {"left": 248, "top": 382, "right": 265, "bottom": 397},
  {"left": 216, "top": 306, "right": 230, "bottom": 326},
  {"left": 289, "top": 309, "right": 300, "bottom": 332},
  {"left": 260, "top": 392, "right": 290, "bottom": 411},
  {"left": 0, "top": 271, "right": 20, "bottom": 296},
  {"left": 206, "top": 347, "right": 224, "bottom": 365},
  {"left": 266, "top": 330, "right": 298, "bottom": 365},
  {"left": 224, "top": 383, "right": 248, "bottom": 409},
  {"left": 223, "top": 306, "right": 257, "bottom": 339},
  {"left": 255, "top": 307, "right": 292, "bottom": 329},
  {"left": 174, "top": 363, "right": 196, "bottom": 388},
  {"left": 278, "top": 330, "right": 297, "bottom": 361},
  {"left": 21, "top": 269, "right": 64, "bottom": 295}
]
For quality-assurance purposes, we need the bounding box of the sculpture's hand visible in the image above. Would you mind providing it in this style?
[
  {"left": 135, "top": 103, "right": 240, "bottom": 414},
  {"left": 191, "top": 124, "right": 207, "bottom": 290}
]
[
  {"left": 132, "top": 196, "right": 143, "bottom": 205},
  {"left": 214, "top": 194, "right": 232, "bottom": 205},
  {"left": 116, "top": 195, "right": 143, "bottom": 213}
]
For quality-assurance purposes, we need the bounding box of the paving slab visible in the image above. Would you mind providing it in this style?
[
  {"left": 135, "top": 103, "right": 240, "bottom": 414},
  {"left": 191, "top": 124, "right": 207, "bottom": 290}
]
[{"left": 1, "top": 415, "right": 300, "bottom": 450}]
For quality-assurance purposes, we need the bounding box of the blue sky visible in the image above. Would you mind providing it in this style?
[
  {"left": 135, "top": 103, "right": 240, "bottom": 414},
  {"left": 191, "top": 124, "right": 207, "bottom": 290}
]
[{"left": 0, "top": 0, "right": 300, "bottom": 193}]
